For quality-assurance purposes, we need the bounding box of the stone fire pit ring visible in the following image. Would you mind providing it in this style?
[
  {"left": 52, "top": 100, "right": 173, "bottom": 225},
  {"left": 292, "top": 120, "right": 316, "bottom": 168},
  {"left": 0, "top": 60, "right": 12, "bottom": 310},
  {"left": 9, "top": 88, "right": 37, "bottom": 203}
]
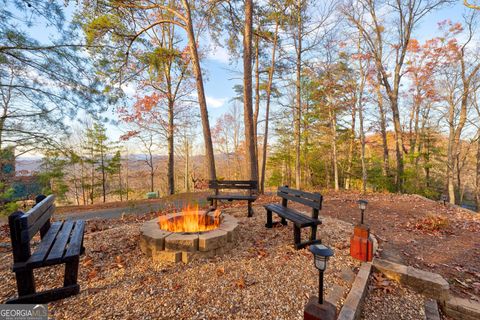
[{"left": 140, "top": 212, "right": 239, "bottom": 263}]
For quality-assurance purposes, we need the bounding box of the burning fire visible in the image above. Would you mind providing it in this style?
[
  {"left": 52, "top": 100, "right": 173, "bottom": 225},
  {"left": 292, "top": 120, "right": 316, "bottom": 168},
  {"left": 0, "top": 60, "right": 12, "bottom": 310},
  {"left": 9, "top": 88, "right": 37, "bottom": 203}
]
[{"left": 158, "top": 204, "right": 222, "bottom": 233}]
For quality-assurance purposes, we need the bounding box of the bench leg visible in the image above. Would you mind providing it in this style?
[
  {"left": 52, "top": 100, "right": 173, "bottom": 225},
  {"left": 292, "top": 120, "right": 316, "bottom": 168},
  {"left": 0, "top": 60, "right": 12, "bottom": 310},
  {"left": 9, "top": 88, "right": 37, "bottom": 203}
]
[
  {"left": 247, "top": 201, "right": 253, "bottom": 217},
  {"left": 310, "top": 225, "right": 318, "bottom": 241},
  {"left": 293, "top": 225, "right": 301, "bottom": 248},
  {"left": 15, "top": 270, "right": 36, "bottom": 297},
  {"left": 6, "top": 284, "right": 79, "bottom": 304},
  {"left": 281, "top": 217, "right": 287, "bottom": 226},
  {"left": 64, "top": 257, "right": 79, "bottom": 287},
  {"left": 265, "top": 210, "right": 273, "bottom": 228}
]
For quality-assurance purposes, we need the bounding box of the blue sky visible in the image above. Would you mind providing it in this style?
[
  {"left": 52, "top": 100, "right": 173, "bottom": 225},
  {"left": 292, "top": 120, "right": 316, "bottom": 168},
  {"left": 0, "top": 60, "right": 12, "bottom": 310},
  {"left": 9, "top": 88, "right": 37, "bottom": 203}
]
[{"left": 14, "top": 0, "right": 475, "bottom": 155}]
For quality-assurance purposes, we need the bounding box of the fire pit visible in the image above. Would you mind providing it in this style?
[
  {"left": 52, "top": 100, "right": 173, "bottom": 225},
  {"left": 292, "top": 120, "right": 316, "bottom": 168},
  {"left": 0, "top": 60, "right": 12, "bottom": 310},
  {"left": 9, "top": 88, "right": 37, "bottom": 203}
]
[{"left": 140, "top": 206, "right": 239, "bottom": 263}]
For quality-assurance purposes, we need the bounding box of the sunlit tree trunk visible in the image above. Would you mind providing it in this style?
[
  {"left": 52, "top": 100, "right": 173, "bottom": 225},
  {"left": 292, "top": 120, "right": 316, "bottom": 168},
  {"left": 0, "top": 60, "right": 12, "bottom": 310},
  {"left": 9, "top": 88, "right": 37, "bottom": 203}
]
[
  {"left": 476, "top": 132, "right": 480, "bottom": 211},
  {"left": 329, "top": 104, "right": 339, "bottom": 191},
  {"left": 260, "top": 21, "right": 279, "bottom": 194},
  {"left": 345, "top": 102, "right": 356, "bottom": 190},
  {"left": 294, "top": 0, "right": 303, "bottom": 189},
  {"left": 242, "top": 0, "right": 258, "bottom": 182},
  {"left": 357, "top": 36, "right": 367, "bottom": 193},
  {"left": 183, "top": 0, "right": 216, "bottom": 181},
  {"left": 376, "top": 75, "right": 389, "bottom": 177},
  {"left": 184, "top": 137, "right": 190, "bottom": 192},
  {"left": 253, "top": 35, "right": 260, "bottom": 165},
  {"left": 167, "top": 99, "right": 174, "bottom": 195}
]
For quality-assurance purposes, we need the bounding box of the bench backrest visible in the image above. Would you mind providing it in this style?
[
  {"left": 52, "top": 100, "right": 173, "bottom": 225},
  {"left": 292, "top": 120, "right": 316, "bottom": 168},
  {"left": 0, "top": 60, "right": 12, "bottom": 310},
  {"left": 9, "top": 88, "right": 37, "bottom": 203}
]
[
  {"left": 209, "top": 180, "right": 258, "bottom": 195},
  {"left": 277, "top": 186, "right": 322, "bottom": 219},
  {"left": 8, "top": 194, "right": 55, "bottom": 263}
]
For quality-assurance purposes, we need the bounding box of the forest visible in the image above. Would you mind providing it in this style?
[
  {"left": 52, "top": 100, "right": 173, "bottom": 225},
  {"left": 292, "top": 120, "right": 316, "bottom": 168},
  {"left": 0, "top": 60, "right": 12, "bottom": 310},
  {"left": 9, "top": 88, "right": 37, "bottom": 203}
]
[{"left": 1, "top": 0, "right": 480, "bottom": 212}]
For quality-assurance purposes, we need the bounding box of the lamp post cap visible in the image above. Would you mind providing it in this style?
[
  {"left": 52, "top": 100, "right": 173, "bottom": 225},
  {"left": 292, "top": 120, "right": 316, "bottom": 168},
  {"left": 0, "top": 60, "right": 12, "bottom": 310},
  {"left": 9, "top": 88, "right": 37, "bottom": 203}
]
[
  {"left": 310, "top": 244, "right": 334, "bottom": 257},
  {"left": 357, "top": 199, "right": 368, "bottom": 205}
]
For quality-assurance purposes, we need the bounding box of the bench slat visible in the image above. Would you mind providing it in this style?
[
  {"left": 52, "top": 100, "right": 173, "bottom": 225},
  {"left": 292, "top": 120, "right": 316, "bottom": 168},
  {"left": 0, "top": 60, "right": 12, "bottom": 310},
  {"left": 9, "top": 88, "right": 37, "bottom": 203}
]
[
  {"left": 20, "top": 195, "right": 55, "bottom": 228},
  {"left": 47, "top": 221, "right": 74, "bottom": 263},
  {"left": 209, "top": 180, "right": 258, "bottom": 190},
  {"left": 64, "top": 221, "right": 85, "bottom": 259},
  {"left": 278, "top": 186, "right": 322, "bottom": 201},
  {"left": 207, "top": 195, "right": 257, "bottom": 201},
  {"left": 26, "top": 222, "right": 63, "bottom": 268},
  {"left": 265, "top": 204, "right": 320, "bottom": 227},
  {"left": 277, "top": 191, "right": 321, "bottom": 210},
  {"left": 20, "top": 205, "right": 55, "bottom": 243}
]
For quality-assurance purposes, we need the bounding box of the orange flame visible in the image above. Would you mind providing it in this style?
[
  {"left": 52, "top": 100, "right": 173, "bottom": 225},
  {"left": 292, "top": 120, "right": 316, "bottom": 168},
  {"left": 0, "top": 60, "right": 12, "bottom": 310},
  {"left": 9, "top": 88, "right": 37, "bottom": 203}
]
[{"left": 158, "top": 204, "right": 221, "bottom": 233}]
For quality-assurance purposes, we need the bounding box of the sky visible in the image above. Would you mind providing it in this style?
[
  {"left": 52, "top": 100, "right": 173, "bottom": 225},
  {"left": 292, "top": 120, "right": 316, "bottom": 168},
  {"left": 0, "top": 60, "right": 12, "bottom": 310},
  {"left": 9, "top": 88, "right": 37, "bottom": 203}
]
[{"left": 14, "top": 0, "right": 475, "bottom": 156}]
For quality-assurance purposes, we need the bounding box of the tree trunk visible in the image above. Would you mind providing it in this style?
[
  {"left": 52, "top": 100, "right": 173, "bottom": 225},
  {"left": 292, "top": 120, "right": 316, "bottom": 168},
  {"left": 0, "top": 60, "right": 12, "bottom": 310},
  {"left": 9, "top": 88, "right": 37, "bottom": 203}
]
[
  {"left": 345, "top": 103, "right": 356, "bottom": 190},
  {"left": 183, "top": 0, "right": 216, "bottom": 181},
  {"left": 446, "top": 99, "right": 457, "bottom": 204},
  {"left": 118, "top": 157, "right": 123, "bottom": 201},
  {"left": 242, "top": 0, "right": 258, "bottom": 181},
  {"left": 260, "top": 21, "right": 279, "bottom": 194},
  {"left": 81, "top": 160, "right": 86, "bottom": 205},
  {"left": 90, "top": 151, "right": 94, "bottom": 205},
  {"left": 330, "top": 106, "right": 339, "bottom": 191},
  {"left": 100, "top": 145, "right": 106, "bottom": 203},
  {"left": 148, "top": 149, "right": 154, "bottom": 193},
  {"left": 476, "top": 131, "right": 480, "bottom": 212},
  {"left": 294, "top": 0, "right": 303, "bottom": 189},
  {"left": 390, "top": 98, "right": 404, "bottom": 192},
  {"left": 359, "top": 96, "right": 367, "bottom": 193},
  {"left": 376, "top": 76, "right": 389, "bottom": 177},
  {"left": 167, "top": 99, "right": 175, "bottom": 195},
  {"left": 357, "top": 40, "right": 367, "bottom": 193},
  {"left": 150, "top": 164, "right": 154, "bottom": 194},
  {"left": 185, "top": 137, "right": 190, "bottom": 192},
  {"left": 72, "top": 169, "right": 80, "bottom": 206},
  {"left": 253, "top": 35, "right": 260, "bottom": 164},
  {"left": 125, "top": 149, "right": 129, "bottom": 201}
]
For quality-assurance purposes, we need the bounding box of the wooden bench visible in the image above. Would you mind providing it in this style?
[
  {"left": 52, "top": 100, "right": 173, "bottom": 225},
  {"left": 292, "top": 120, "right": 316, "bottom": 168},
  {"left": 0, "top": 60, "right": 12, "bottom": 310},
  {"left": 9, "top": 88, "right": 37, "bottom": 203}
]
[
  {"left": 207, "top": 180, "right": 258, "bottom": 217},
  {"left": 6, "top": 194, "right": 85, "bottom": 304},
  {"left": 264, "top": 186, "right": 323, "bottom": 249}
]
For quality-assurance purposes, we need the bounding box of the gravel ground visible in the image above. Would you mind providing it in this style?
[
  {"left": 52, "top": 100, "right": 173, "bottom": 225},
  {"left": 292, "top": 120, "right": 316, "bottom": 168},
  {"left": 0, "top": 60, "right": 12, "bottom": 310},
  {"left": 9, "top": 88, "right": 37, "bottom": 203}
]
[
  {"left": 0, "top": 205, "right": 360, "bottom": 319},
  {"left": 361, "top": 272, "right": 426, "bottom": 320}
]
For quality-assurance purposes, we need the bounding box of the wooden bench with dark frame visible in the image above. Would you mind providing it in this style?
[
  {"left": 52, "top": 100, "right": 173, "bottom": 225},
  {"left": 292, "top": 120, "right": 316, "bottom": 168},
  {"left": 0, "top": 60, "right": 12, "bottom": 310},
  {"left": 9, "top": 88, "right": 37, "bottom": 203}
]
[
  {"left": 264, "top": 186, "right": 323, "bottom": 249},
  {"left": 207, "top": 180, "right": 258, "bottom": 217},
  {"left": 6, "top": 194, "right": 85, "bottom": 304}
]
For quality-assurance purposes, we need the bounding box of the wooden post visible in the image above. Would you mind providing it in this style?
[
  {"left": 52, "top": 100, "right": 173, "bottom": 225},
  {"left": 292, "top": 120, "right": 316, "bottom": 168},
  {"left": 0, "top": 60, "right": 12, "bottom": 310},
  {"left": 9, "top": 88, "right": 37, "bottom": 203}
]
[
  {"left": 294, "top": 225, "right": 301, "bottom": 247},
  {"left": 310, "top": 225, "right": 317, "bottom": 241},
  {"left": 266, "top": 210, "right": 273, "bottom": 228},
  {"left": 64, "top": 257, "right": 79, "bottom": 286}
]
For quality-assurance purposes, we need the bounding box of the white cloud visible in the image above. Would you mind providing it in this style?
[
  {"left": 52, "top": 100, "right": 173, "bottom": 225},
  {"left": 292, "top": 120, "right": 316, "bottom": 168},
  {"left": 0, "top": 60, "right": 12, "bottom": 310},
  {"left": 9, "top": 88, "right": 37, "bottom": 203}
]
[
  {"left": 207, "top": 46, "right": 230, "bottom": 64},
  {"left": 206, "top": 95, "right": 227, "bottom": 108}
]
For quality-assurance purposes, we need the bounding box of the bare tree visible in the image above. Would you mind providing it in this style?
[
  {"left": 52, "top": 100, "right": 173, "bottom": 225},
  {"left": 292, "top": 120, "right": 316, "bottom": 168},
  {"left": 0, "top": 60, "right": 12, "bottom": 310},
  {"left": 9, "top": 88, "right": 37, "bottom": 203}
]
[{"left": 343, "top": 0, "right": 453, "bottom": 191}]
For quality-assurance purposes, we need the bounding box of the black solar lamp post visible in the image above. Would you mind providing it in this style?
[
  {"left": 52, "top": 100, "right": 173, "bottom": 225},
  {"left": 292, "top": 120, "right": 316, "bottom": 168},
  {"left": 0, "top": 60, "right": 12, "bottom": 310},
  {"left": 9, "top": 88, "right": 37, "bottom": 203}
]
[
  {"left": 310, "top": 244, "right": 334, "bottom": 304},
  {"left": 357, "top": 200, "right": 368, "bottom": 224}
]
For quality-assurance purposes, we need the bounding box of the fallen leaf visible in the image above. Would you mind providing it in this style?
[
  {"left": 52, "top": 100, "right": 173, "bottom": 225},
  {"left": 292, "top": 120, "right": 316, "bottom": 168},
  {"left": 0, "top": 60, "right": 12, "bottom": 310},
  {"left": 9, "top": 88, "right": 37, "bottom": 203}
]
[
  {"left": 82, "top": 257, "right": 93, "bottom": 267},
  {"left": 87, "top": 269, "right": 97, "bottom": 280},
  {"left": 235, "top": 277, "right": 245, "bottom": 289}
]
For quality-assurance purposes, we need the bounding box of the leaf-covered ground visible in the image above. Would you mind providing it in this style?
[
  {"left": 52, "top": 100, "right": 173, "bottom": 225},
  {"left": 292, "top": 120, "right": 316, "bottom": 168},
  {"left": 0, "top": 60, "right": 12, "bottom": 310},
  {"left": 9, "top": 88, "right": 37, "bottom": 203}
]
[
  {"left": 313, "top": 191, "right": 480, "bottom": 300},
  {"left": 0, "top": 191, "right": 478, "bottom": 318},
  {"left": 0, "top": 206, "right": 360, "bottom": 319}
]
